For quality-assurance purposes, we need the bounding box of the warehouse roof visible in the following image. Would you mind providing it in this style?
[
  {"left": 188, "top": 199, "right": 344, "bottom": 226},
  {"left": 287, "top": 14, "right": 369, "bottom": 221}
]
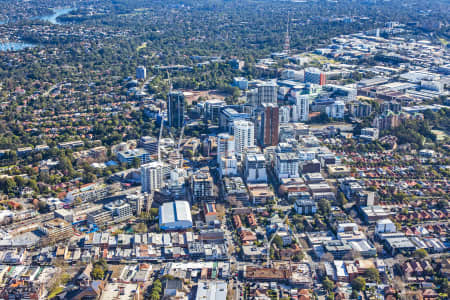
[{"left": 160, "top": 201, "right": 192, "bottom": 225}]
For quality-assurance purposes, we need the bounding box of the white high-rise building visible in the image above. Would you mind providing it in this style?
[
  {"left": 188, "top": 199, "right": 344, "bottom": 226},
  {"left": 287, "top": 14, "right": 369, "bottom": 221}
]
[
  {"left": 257, "top": 82, "right": 277, "bottom": 105},
  {"left": 233, "top": 120, "right": 255, "bottom": 159},
  {"left": 217, "top": 133, "right": 235, "bottom": 163},
  {"left": 293, "top": 95, "right": 310, "bottom": 122},
  {"left": 279, "top": 106, "right": 290, "bottom": 123},
  {"left": 141, "top": 161, "right": 164, "bottom": 193}
]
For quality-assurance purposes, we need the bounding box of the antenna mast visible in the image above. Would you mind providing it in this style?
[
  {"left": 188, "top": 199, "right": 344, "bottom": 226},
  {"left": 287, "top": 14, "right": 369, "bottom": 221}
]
[{"left": 283, "top": 12, "right": 291, "bottom": 55}]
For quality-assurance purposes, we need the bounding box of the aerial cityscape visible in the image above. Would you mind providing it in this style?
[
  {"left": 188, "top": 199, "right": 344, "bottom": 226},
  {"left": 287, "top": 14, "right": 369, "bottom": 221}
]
[{"left": 0, "top": 0, "right": 448, "bottom": 299}]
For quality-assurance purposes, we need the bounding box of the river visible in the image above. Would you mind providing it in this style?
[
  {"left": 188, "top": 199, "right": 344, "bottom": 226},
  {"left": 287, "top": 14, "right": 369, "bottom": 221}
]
[
  {"left": 0, "top": 42, "right": 35, "bottom": 52},
  {"left": 39, "top": 7, "right": 74, "bottom": 25},
  {"left": 0, "top": 8, "right": 74, "bottom": 52}
]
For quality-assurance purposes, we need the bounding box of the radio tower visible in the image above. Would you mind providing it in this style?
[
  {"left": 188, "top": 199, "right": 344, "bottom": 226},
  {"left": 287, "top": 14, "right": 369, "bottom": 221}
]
[{"left": 283, "top": 12, "right": 290, "bottom": 55}]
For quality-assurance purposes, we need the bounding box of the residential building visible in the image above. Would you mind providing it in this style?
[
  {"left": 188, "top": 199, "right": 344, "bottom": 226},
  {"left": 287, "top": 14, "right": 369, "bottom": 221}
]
[
  {"left": 294, "top": 199, "right": 317, "bottom": 215},
  {"left": 233, "top": 120, "right": 255, "bottom": 159},
  {"left": 104, "top": 200, "right": 132, "bottom": 222},
  {"left": 87, "top": 209, "right": 112, "bottom": 226},
  {"left": 39, "top": 218, "right": 73, "bottom": 244},
  {"left": 257, "top": 81, "right": 278, "bottom": 105},
  {"left": 275, "top": 152, "right": 300, "bottom": 180},
  {"left": 375, "top": 219, "right": 397, "bottom": 234},
  {"left": 279, "top": 106, "right": 290, "bottom": 123},
  {"left": 373, "top": 111, "right": 400, "bottom": 130},
  {"left": 349, "top": 101, "right": 372, "bottom": 118},
  {"left": 360, "top": 127, "right": 380, "bottom": 141},
  {"left": 217, "top": 133, "right": 235, "bottom": 163},
  {"left": 258, "top": 103, "right": 279, "bottom": 147},
  {"left": 203, "top": 202, "right": 218, "bottom": 223},
  {"left": 141, "top": 161, "right": 165, "bottom": 193},
  {"left": 326, "top": 100, "right": 345, "bottom": 119},
  {"left": 191, "top": 168, "right": 215, "bottom": 202},
  {"left": 168, "top": 91, "right": 185, "bottom": 128},
  {"left": 245, "top": 152, "right": 267, "bottom": 183},
  {"left": 293, "top": 94, "right": 310, "bottom": 122}
]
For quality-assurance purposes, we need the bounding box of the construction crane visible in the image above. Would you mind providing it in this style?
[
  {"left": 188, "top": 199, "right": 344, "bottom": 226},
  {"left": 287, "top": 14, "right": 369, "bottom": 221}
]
[
  {"left": 157, "top": 120, "right": 164, "bottom": 162},
  {"left": 157, "top": 71, "right": 172, "bottom": 162},
  {"left": 266, "top": 210, "right": 292, "bottom": 267},
  {"left": 177, "top": 125, "right": 185, "bottom": 168}
]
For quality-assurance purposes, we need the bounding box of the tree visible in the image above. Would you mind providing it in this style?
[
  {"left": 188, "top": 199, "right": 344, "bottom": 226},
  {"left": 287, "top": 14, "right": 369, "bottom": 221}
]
[
  {"left": 414, "top": 248, "right": 428, "bottom": 259},
  {"left": 91, "top": 266, "right": 104, "bottom": 280},
  {"left": 337, "top": 192, "right": 348, "bottom": 207},
  {"left": 318, "top": 198, "right": 331, "bottom": 215},
  {"left": 272, "top": 234, "right": 283, "bottom": 248},
  {"left": 322, "top": 276, "right": 335, "bottom": 292},
  {"left": 351, "top": 277, "right": 366, "bottom": 291},
  {"left": 364, "top": 268, "right": 380, "bottom": 283}
]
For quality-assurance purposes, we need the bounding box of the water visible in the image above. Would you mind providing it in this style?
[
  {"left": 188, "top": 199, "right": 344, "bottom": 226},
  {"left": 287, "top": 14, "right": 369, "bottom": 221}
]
[
  {"left": 39, "top": 7, "right": 74, "bottom": 25},
  {"left": 0, "top": 8, "right": 74, "bottom": 52},
  {"left": 0, "top": 42, "right": 35, "bottom": 52}
]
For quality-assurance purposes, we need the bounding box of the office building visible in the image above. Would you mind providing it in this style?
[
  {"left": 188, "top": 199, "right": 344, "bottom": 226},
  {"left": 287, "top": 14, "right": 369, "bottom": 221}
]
[
  {"left": 204, "top": 99, "right": 226, "bottom": 124},
  {"left": 168, "top": 91, "right": 185, "bottom": 128},
  {"left": 117, "top": 148, "right": 151, "bottom": 164},
  {"left": 141, "top": 161, "right": 165, "bottom": 193},
  {"left": 304, "top": 67, "right": 326, "bottom": 85},
  {"left": 233, "top": 77, "right": 248, "bottom": 90},
  {"left": 136, "top": 66, "right": 147, "bottom": 80},
  {"left": 375, "top": 219, "right": 397, "bottom": 234},
  {"left": 258, "top": 103, "right": 279, "bottom": 147},
  {"left": 139, "top": 136, "right": 158, "bottom": 155},
  {"left": 233, "top": 120, "right": 255, "bottom": 159}
]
